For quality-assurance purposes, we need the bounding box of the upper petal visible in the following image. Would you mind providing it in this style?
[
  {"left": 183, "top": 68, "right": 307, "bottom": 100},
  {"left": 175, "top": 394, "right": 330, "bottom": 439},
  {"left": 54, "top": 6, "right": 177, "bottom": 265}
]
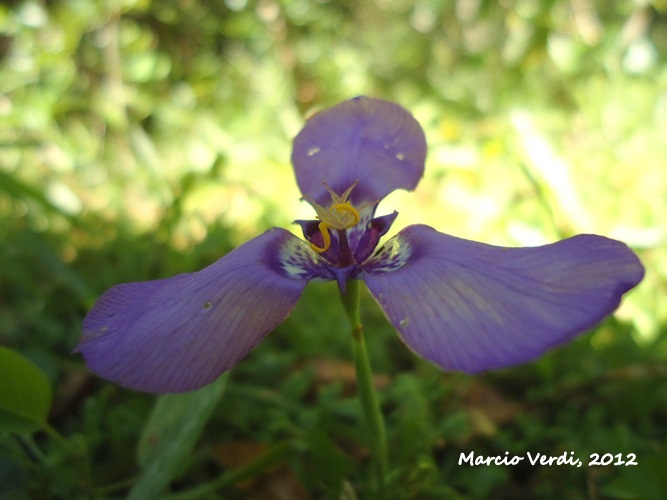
[
  {"left": 362, "top": 225, "right": 644, "bottom": 373},
  {"left": 292, "top": 96, "right": 426, "bottom": 205},
  {"left": 76, "top": 228, "right": 313, "bottom": 393}
]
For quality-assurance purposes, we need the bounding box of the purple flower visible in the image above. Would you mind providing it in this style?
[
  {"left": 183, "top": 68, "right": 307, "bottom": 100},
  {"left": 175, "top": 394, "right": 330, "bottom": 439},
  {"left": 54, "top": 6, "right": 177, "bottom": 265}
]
[{"left": 76, "top": 97, "right": 644, "bottom": 393}]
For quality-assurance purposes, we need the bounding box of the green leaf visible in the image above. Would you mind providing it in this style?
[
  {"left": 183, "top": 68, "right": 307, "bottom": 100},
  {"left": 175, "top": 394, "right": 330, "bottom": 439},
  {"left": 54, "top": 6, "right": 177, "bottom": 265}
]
[
  {"left": 0, "top": 346, "right": 53, "bottom": 434},
  {"left": 128, "top": 374, "right": 228, "bottom": 499}
]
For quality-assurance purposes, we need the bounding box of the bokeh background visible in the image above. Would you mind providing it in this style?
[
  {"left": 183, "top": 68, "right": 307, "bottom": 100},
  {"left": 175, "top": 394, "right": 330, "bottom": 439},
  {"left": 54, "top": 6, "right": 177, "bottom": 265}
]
[{"left": 1, "top": 0, "right": 666, "bottom": 498}]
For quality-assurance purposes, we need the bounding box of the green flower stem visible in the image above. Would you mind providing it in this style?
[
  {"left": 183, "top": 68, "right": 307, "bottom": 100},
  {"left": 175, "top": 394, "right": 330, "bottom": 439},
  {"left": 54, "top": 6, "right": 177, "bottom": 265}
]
[{"left": 340, "top": 279, "right": 388, "bottom": 490}]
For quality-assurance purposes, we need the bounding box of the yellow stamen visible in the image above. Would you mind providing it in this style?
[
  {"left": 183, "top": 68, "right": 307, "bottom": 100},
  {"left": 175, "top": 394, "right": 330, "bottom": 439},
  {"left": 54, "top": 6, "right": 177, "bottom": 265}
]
[
  {"left": 302, "top": 181, "right": 369, "bottom": 253},
  {"left": 310, "top": 221, "right": 331, "bottom": 253},
  {"left": 332, "top": 203, "right": 360, "bottom": 226}
]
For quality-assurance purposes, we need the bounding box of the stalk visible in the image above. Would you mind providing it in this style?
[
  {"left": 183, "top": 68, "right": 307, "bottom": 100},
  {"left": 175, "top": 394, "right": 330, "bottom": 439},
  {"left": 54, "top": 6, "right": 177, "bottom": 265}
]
[{"left": 340, "top": 279, "right": 388, "bottom": 492}]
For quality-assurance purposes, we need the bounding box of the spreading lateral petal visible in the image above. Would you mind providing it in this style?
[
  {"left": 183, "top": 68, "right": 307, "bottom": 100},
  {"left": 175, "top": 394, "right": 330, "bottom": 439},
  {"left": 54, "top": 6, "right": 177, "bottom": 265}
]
[
  {"left": 76, "top": 228, "right": 311, "bottom": 393},
  {"left": 362, "top": 225, "right": 644, "bottom": 373}
]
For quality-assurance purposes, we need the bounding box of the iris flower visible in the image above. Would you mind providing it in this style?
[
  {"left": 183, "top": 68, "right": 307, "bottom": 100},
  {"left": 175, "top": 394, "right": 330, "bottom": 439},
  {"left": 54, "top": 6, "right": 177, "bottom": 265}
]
[{"left": 76, "top": 97, "right": 644, "bottom": 393}]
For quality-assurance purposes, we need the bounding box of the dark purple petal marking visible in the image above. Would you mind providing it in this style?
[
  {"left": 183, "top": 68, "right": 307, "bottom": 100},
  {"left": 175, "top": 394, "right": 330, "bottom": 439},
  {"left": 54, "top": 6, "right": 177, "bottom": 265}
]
[
  {"left": 363, "top": 225, "right": 644, "bottom": 373},
  {"left": 293, "top": 219, "right": 341, "bottom": 265},
  {"left": 292, "top": 96, "right": 426, "bottom": 205},
  {"left": 76, "top": 228, "right": 310, "bottom": 393},
  {"left": 353, "top": 211, "right": 400, "bottom": 265}
]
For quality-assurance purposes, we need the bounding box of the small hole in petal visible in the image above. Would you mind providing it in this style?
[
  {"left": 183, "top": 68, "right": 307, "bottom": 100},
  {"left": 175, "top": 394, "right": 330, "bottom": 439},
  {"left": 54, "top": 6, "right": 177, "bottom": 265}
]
[
  {"left": 307, "top": 146, "right": 320, "bottom": 156},
  {"left": 399, "top": 318, "right": 409, "bottom": 328},
  {"left": 203, "top": 301, "right": 212, "bottom": 309},
  {"left": 396, "top": 152, "right": 405, "bottom": 160},
  {"left": 99, "top": 326, "right": 108, "bottom": 332}
]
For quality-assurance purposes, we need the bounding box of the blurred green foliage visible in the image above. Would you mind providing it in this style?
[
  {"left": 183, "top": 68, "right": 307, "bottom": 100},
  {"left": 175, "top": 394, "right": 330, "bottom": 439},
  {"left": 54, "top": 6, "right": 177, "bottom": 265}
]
[{"left": 1, "top": 0, "right": 666, "bottom": 498}]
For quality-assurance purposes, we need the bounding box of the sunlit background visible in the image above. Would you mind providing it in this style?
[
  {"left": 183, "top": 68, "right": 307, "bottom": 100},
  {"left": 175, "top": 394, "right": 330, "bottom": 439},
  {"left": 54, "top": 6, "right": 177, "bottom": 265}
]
[
  {"left": 1, "top": 0, "right": 666, "bottom": 497},
  {"left": 3, "top": 0, "right": 665, "bottom": 342}
]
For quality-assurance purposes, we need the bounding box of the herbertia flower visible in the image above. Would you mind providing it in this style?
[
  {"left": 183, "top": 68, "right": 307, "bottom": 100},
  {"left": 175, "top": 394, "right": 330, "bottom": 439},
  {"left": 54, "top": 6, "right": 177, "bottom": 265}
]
[{"left": 76, "top": 97, "right": 644, "bottom": 393}]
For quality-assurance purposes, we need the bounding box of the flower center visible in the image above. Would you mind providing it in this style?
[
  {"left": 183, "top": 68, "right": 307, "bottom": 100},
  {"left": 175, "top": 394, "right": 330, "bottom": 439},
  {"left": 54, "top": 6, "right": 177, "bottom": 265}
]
[{"left": 303, "top": 181, "right": 363, "bottom": 253}]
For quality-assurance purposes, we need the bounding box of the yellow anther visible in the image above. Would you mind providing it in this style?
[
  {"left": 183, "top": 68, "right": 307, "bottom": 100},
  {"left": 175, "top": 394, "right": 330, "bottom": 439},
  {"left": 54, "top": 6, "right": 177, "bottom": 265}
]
[
  {"left": 310, "top": 221, "right": 331, "bottom": 253},
  {"left": 302, "top": 181, "right": 369, "bottom": 253},
  {"left": 332, "top": 203, "right": 360, "bottom": 227}
]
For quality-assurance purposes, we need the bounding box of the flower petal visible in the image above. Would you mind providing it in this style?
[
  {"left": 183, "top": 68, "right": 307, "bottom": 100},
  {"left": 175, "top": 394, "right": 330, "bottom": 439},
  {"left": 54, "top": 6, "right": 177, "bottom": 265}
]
[
  {"left": 353, "top": 211, "right": 399, "bottom": 264},
  {"left": 76, "top": 228, "right": 313, "bottom": 393},
  {"left": 363, "top": 225, "right": 644, "bottom": 373},
  {"left": 293, "top": 219, "right": 341, "bottom": 265},
  {"left": 292, "top": 96, "right": 426, "bottom": 205}
]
